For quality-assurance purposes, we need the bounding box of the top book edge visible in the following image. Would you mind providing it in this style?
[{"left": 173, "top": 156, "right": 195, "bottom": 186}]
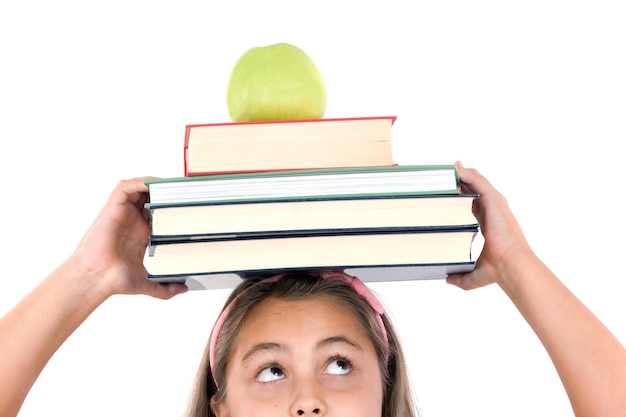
[
  {"left": 185, "top": 116, "right": 398, "bottom": 129},
  {"left": 145, "top": 164, "right": 458, "bottom": 185}
]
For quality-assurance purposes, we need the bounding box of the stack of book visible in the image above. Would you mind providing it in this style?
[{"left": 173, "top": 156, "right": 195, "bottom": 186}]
[{"left": 145, "top": 116, "right": 479, "bottom": 290}]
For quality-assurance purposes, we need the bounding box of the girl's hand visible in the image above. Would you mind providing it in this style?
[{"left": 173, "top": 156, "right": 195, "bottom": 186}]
[
  {"left": 68, "top": 177, "right": 187, "bottom": 299},
  {"left": 446, "top": 162, "right": 534, "bottom": 290}
]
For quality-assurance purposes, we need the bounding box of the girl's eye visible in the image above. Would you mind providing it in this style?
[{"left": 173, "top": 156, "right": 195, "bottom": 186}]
[
  {"left": 256, "top": 365, "right": 285, "bottom": 382},
  {"left": 325, "top": 357, "right": 352, "bottom": 375}
]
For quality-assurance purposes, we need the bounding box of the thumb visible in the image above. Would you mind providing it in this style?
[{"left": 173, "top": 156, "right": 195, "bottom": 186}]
[
  {"left": 143, "top": 282, "right": 189, "bottom": 300},
  {"left": 446, "top": 273, "right": 489, "bottom": 291}
]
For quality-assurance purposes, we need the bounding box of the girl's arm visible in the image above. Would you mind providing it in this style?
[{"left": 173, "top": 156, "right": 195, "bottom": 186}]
[
  {"left": 0, "top": 178, "right": 187, "bottom": 417},
  {"left": 448, "top": 163, "right": 626, "bottom": 417}
]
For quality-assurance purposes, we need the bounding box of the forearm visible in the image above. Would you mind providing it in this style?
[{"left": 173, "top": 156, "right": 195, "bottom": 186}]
[
  {"left": 0, "top": 259, "right": 111, "bottom": 417},
  {"left": 499, "top": 249, "right": 626, "bottom": 417}
]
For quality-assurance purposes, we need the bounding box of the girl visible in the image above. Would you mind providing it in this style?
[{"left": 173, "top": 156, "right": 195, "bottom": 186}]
[
  {"left": 0, "top": 164, "right": 625, "bottom": 417},
  {"left": 188, "top": 270, "right": 415, "bottom": 417}
]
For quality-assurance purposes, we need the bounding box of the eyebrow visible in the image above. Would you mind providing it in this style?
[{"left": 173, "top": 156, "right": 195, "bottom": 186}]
[
  {"left": 242, "top": 342, "right": 282, "bottom": 363},
  {"left": 317, "top": 336, "right": 362, "bottom": 351},
  {"left": 241, "top": 336, "right": 363, "bottom": 364}
]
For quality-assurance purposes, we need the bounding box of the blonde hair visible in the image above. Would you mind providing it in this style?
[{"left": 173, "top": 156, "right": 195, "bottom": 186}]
[{"left": 185, "top": 271, "right": 419, "bottom": 417}]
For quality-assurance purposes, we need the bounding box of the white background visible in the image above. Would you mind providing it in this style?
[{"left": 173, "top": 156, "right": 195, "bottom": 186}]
[{"left": 1, "top": 1, "right": 625, "bottom": 416}]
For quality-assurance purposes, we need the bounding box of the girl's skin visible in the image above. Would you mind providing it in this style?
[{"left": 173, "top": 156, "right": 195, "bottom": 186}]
[
  {"left": 1, "top": 163, "right": 625, "bottom": 417},
  {"left": 213, "top": 296, "right": 384, "bottom": 417},
  {"left": 449, "top": 164, "right": 626, "bottom": 417}
]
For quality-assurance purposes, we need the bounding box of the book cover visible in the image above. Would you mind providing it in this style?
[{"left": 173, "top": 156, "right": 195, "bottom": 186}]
[{"left": 148, "top": 263, "right": 477, "bottom": 290}]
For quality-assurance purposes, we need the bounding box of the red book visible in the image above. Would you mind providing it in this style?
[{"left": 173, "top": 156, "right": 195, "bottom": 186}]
[{"left": 183, "top": 116, "right": 397, "bottom": 176}]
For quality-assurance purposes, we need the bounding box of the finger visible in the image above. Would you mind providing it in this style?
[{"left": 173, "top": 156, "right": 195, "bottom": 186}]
[
  {"left": 446, "top": 266, "right": 493, "bottom": 290},
  {"left": 456, "top": 165, "right": 498, "bottom": 199},
  {"left": 446, "top": 274, "right": 477, "bottom": 291},
  {"left": 446, "top": 274, "right": 472, "bottom": 290},
  {"left": 142, "top": 281, "right": 189, "bottom": 300},
  {"left": 455, "top": 162, "right": 479, "bottom": 195},
  {"left": 107, "top": 178, "right": 152, "bottom": 206}
]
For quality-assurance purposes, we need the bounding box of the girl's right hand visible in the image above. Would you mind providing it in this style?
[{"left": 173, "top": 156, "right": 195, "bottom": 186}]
[{"left": 68, "top": 177, "right": 187, "bottom": 300}]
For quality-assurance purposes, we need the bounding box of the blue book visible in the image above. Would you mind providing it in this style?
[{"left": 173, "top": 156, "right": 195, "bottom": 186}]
[{"left": 146, "top": 227, "right": 479, "bottom": 289}]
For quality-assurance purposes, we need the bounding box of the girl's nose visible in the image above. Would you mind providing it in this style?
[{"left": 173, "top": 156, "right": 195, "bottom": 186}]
[{"left": 289, "top": 378, "right": 327, "bottom": 416}]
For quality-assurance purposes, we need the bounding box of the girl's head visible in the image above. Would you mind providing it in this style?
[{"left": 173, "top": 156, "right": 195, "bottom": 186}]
[{"left": 186, "top": 271, "right": 417, "bottom": 417}]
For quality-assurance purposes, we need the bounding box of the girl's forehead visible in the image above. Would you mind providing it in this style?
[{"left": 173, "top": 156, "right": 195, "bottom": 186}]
[
  {"left": 249, "top": 294, "right": 357, "bottom": 321},
  {"left": 250, "top": 294, "right": 357, "bottom": 318},
  {"left": 228, "top": 295, "right": 378, "bottom": 366},
  {"left": 241, "top": 295, "right": 368, "bottom": 338}
]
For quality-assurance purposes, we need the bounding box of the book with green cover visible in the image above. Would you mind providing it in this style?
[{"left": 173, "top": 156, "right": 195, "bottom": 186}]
[{"left": 145, "top": 164, "right": 460, "bottom": 207}]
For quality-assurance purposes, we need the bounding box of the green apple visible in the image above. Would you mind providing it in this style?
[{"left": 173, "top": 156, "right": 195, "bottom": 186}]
[{"left": 227, "top": 43, "right": 327, "bottom": 122}]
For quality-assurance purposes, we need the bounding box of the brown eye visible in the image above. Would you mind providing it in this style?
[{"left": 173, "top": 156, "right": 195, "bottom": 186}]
[
  {"left": 256, "top": 365, "right": 285, "bottom": 382},
  {"left": 325, "top": 357, "right": 352, "bottom": 375}
]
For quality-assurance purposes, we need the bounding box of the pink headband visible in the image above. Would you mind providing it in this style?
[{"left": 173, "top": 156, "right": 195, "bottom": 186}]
[{"left": 209, "top": 270, "right": 388, "bottom": 377}]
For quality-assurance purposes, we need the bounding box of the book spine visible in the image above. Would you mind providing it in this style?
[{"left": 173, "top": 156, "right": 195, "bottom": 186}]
[{"left": 148, "top": 225, "right": 480, "bottom": 245}]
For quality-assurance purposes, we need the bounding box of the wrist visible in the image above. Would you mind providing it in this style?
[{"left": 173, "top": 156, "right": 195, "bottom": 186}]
[
  {"left": 495, "top": 243, "right": 542, "bottom": 296},
  {"left": 60, "top": 256, "right": 116, "bottom": 305}
]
